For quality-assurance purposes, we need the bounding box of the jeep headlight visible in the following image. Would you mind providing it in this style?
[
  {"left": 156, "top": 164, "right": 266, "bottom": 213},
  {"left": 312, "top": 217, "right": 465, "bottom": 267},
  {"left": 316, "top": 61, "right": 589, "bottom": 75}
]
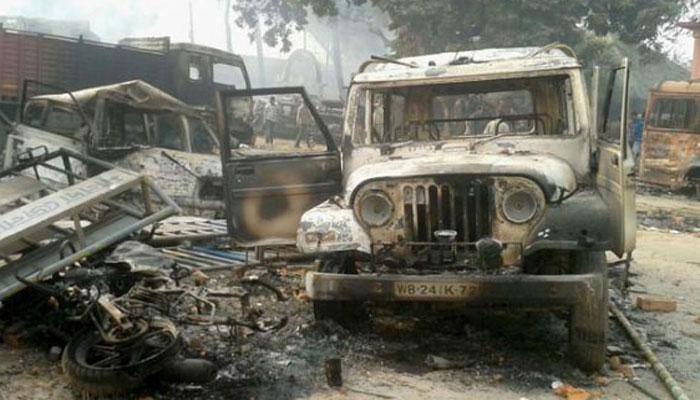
[
  {"left": 358, "top": 191, "right": 394, "bottom": 227},
  {"left": 502, "top": 189, "right": 538, "bottom": 223}
]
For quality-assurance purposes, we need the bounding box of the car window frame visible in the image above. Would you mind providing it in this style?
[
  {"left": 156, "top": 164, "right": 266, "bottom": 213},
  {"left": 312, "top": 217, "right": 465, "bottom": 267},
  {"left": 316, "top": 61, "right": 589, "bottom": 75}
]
[
  {"left": 39, "top": 103, "right": 85, "bottom": 139},
  {"left": 648, "top": 96, "right": 700, "bottom": 134},
  {"left": 186, "top": 117, "right": 220, "bottom": 155},
  {"left": 152, "top": 113, "right": 190, "bottom": 152},
  {"left": 346, "top": 74, "right": 580, "bottom": 148}
]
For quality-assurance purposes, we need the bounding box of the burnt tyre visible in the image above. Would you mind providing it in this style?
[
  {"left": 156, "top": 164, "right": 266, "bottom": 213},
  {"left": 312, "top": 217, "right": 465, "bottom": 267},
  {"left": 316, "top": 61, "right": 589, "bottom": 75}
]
[
  {"left": 62, "top": 318, "right": 181, "bottom": 397},
  {"left": 312, "top": 252, "right": 367, "bottom": 328},
  {"left": 569, "top": 251, "right": 608, "bottom": 372}
]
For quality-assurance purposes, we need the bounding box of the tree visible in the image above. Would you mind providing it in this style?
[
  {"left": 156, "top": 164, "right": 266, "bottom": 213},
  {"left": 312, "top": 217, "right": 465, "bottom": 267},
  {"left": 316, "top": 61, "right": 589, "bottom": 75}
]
[
  {"left": 233, "top": 0, "right": 697, "bottom": 56},
  {"left": 233, "top": 0, "right": 341, "bottom": 52}
]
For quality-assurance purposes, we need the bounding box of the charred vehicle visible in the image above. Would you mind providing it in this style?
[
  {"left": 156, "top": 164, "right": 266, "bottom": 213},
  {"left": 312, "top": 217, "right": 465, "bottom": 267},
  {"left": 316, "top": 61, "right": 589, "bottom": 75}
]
[
  {"left": 3, "top": 80, "right": 224, "bottom": 215},
  {"left": 640, "top": 80, "right": 700, "bottom": 195},
  {"left": 0, "top": 27, "right": 250, "bottom": 115},
  {"left": 218, "top": 45, "right": 636, "bottom": 371}
]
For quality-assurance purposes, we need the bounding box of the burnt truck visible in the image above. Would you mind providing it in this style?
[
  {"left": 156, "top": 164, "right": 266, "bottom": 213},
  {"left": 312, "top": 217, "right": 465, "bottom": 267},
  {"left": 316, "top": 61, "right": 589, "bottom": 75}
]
[
  {"left": 0, "top": 27, "right": 250, "bottom": 114},
  {"left": 217, "top": 45, "right": 636, "bottom": 371},
  {"left": 640, "top": 80, "right": 700, "bottom": 195},
  {"left": 3, "top": 80, "right": 223, "bottom": 215}
]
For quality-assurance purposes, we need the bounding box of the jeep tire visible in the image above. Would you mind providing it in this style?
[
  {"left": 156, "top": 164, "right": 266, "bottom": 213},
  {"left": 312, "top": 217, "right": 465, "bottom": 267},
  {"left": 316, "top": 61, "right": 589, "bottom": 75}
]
[
  {"left": 569, "top": 250, "right": 608, "bottom": 372},
  {"left": 312, "top": 252, "right": 367, "bottom": 328}
]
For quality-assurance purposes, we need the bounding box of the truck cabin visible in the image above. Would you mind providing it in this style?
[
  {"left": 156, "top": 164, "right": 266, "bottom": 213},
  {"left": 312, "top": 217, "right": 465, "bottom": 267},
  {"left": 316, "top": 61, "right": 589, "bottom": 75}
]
[{"left": 167, "top": 42, "right": 251, "bottom": 107}]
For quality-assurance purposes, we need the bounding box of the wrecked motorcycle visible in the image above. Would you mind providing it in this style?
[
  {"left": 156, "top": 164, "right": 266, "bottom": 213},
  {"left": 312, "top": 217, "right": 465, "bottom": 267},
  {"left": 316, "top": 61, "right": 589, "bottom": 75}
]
[{"left": 16, "top": 245, "right": 287, "bottom": 397}]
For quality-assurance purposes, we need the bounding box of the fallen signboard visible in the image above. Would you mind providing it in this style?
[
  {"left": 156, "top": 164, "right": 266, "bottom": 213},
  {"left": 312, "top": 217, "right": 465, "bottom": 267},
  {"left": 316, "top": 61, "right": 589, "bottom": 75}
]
[{"left": 0, "top": 147, "right": 179, "bottom": 301}]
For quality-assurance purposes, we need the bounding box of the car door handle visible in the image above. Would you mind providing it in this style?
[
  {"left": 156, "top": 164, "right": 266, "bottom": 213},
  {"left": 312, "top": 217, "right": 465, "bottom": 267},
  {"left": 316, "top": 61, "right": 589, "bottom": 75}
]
[{"left": 235, "top": 166, "right": 255, "bottom": 175}]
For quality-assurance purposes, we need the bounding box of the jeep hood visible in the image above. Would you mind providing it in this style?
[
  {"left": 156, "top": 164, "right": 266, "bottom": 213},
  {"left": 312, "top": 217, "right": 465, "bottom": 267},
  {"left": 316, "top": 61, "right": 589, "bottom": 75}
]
[{"left": 344, "top": 152, "right": 578, "bottom": 202}]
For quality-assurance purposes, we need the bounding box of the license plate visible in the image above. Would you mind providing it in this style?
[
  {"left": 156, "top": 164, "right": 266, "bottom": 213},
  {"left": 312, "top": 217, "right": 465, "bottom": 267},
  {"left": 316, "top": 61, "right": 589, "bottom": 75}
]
[{"left": 393, "top": 282, "right": 480, "bottom": 299}]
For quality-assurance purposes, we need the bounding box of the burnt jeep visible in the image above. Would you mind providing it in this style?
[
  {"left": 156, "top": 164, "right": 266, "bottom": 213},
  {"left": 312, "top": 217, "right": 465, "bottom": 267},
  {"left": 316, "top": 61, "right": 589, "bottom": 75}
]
[{"left": 217, "top": 45, "right": 636, "bottom": 371}]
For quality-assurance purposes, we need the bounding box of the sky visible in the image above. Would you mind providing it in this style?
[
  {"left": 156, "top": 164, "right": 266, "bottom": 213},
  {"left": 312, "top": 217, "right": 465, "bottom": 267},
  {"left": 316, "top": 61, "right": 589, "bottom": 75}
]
[
  {"left": 0, "top": 0, "right": 695, "bottom": 64},
  {"left": 0, "top": 0, "right": 304, "bottom": 59}
]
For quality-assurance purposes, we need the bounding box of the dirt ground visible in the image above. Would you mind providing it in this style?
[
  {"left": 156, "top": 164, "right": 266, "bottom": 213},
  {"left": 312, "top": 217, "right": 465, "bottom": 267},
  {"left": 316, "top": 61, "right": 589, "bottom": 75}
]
[{"left": 0, "top": 191, "right": 698, "bottom": 400}]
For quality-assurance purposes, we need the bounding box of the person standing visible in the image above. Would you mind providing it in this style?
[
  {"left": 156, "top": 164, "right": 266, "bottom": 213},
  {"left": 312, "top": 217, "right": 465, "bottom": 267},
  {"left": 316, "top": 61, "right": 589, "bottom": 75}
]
[
  {"left": 294, "top": 101, "right": 314, "bottom": 148},
  {"left": 630, "top": 112, "right": 644, "bottom": 162},
  {"left": 263, "top": 96, "right": 279, "bottom": 145}
]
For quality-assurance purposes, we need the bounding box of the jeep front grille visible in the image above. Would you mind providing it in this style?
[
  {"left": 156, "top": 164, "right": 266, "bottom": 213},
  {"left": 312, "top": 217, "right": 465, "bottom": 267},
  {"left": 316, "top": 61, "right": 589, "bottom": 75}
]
[{"left": 402, "top": 180, "right": 491, "bottom": 242}]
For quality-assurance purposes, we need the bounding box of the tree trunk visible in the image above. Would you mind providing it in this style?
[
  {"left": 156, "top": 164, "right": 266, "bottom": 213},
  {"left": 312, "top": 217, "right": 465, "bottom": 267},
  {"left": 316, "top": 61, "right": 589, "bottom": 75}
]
[
  {"left": 330, "top": 19, "right": 345, "bottom": 101},
  {"left": 255, "top": 19, "right": 266, "bottom": 86}
]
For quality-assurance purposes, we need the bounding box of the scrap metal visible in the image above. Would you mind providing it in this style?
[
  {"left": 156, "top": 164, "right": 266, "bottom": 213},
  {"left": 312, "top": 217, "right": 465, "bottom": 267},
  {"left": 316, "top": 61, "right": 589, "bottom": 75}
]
[
  {"left": 3, "top": 80, "right": 225, "bottom": 215},
  {"left": 146, "top": 216, "right": 229, "bottom": 247},
  {"left": 0, "top": 147, "right": 178, "bottom": 301}
]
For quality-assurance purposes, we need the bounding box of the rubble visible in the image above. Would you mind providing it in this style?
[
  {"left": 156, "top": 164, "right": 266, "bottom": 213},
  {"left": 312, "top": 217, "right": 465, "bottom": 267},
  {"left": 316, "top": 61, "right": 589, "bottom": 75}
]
[
  {"left": 425, "top": 354, "right": 464, "bottom": 370},
  {"left": 605, "top": 345, "right": 624, "bottom": 356},
  {"left": 636, "top": 296, "right": 678, "bottom": 313},
  {"left": 191, "top": 270, "right": 210, "bottom": 286},
  {"left": 146, "top": 217, "right": 229, "bottom": 246},
  {"left": 324, "top": 357, "right": 342, "bottom": 387},
  {"left": 594, "top": 376, "right": 609, "bottom": 386},
  {"left": 0, "top": 148, "right": 178, "bottom": 301},
  {"left": 552, "top": 382, "right": 595, "bottom": 400},
  {"left": 609, "top": 356, "right": 622, "bottom": 371},
  {"left": 47, "top": 346, "right": 62, "bottom": 362}
]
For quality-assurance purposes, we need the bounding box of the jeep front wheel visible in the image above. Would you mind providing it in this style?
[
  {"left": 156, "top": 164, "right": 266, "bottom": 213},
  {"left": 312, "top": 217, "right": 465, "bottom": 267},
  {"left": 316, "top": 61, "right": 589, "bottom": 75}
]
[
  {"left": 569, "top": 251, "right": 608, "bottom": 372},
  {"left": 311, "top": 252, "right": 367, "bottom": 329}
]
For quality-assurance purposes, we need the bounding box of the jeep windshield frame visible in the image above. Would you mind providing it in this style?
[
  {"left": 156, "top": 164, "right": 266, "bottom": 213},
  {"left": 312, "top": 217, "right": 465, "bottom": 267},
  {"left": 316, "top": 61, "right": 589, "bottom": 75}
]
[{"left": 346, "top": 73, "right": 580, "bottom": 147}]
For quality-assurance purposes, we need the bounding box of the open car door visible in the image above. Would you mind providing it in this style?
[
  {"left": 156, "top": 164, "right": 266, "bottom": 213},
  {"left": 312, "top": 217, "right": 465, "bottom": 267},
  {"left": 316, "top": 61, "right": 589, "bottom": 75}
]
[
  {"left": 216, "top": 87, "right": 341, "bottom": 246},
  {"left": 593, "top": 59, "right": 636, "bottom": 257}
]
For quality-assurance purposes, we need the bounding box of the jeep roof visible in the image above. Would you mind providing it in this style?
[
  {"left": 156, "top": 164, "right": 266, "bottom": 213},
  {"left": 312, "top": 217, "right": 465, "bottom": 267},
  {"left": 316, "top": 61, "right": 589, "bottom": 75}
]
[{"left": 353, "top": 45, "right": 581, "bottom": 84}]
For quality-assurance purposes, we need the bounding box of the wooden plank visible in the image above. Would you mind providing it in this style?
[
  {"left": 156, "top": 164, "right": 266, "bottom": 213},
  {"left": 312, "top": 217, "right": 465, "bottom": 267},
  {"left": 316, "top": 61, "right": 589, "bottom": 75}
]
[{"left": 0, "top": 168, "right": 141, "bottom": 251}]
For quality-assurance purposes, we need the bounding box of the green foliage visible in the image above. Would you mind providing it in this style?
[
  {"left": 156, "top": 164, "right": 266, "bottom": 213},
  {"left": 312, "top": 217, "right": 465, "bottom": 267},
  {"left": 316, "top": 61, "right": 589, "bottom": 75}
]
[
  {"left": 234, "top": 0, "right": 696, "bottom": 56},
  {"left": 585, "top": 0, "right": 688, "bottom": 50},
  {"left": 575, "top": 32, "right": 689, "bottom": 111},
  {"left": 234, "top": 0, "right": 342, "bottom": 51},
  {"left": 370, "top": 0, "right": 590, "bottom": 55}
]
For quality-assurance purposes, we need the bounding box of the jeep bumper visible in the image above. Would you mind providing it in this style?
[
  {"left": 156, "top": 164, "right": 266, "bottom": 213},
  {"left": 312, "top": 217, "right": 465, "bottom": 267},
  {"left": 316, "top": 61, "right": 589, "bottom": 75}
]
[{"left": 306, "top": 272, "right": 598, "bottom": 307}]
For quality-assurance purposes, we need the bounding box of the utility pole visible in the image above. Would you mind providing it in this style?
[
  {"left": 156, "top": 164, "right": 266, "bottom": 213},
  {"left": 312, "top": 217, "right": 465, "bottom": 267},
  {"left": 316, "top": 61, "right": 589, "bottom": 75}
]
[
  {"left": 679, "top": 21, "right": 700, "bottom": 80},
  {"left": 224, "top": 0, "right": 233, "bottom": 52},
  {"left": 188, "top": 0, "right": 195, "bottom": 44}
]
